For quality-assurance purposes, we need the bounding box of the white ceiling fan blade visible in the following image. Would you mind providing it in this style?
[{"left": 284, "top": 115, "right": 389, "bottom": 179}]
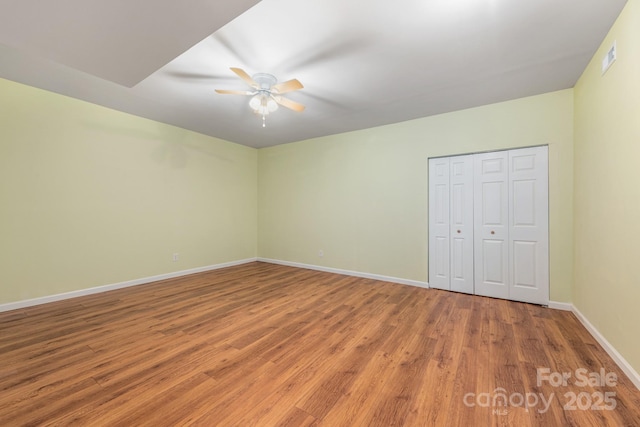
[
  {"left": 274, "top": 95, "right": 305, "bottom": 112},
  {"left": 230, "top": 67, "right": 259, "bottom": 89},
  {"left": 272, "top": 79, "right": 303, "bottom": 94},
  {"left": 215, "top": 89, "right": 255, "bottom": 95}
]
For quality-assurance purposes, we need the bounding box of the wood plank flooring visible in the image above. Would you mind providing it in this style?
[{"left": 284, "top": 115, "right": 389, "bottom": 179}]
[{"left": 1, "top": 262, "right": 639, "bottom": 426}]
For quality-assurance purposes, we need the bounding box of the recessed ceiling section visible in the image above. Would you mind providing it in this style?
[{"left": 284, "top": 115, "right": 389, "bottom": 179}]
[{"left": 0, "top": 0, "right": 260, "bottom": 87}]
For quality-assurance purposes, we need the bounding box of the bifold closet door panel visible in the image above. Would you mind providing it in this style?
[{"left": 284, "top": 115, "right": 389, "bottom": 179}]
[
  {"left": 428, "top": 157, "right": 450, "bottom": 290},
  {"left": 508, "top": 146, "right": 549, "bottom": 304},
  {"left": 473, "top": 151, "right": 509, "bottom": 300},
  {"left": 449, "top": 155, "right": 474, "bottom": 294},
  {"left": 429, "top": 146, "right": 549, "bottom": 305}
]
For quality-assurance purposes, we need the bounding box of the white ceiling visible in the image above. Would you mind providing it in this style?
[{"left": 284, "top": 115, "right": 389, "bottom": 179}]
[{"left": 0, "top": 0, "right": 628, "bottom": 148}]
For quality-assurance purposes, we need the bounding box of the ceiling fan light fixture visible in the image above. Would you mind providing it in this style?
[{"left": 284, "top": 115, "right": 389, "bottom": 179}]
[
  {"left": 216, "top": 68, "right": 304, "bottom": 128},
  {"left": 249, "top": 93, "right": 279, "bottom": 114},
  {"left": 249, "top": 94, "right": 262, "bottom": 111},
  {"left": 249, "top": 93, "right": 278, "bottom": 127},
  {"left": 267, "top": 97, "right": 278, "bottom": 113}
]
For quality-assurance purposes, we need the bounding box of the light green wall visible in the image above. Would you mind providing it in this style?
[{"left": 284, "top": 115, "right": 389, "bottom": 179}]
[
  {"left": 258, "top": 90, "right": 574, "bottom": 302},
  {"left": 0, "top": 78, "right": 257, "bottom": 304},
  {"left": 574, "top": 0, "right": 640, "bottom": 373}
]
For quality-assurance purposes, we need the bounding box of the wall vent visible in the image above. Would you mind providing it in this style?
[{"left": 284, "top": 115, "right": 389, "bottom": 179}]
[{"left": 602, "top": 41, "right": 617, "bottom": 75}]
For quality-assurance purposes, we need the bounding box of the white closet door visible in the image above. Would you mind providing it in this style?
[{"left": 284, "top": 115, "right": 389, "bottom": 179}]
[
  {"left": 473, "top": 151, "right": 509, "bottom": 299},
  {"left": 428, "top": 157, "right": 450, "bottom": 290},
  {"left": 508, "top": 146, "right": 549, "bottom": 304},
  {"left": 449, "top": 155, "right": 474, "bottom": 294}
]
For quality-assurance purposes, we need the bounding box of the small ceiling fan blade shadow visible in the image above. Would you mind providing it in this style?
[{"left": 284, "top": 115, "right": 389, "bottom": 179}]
[
  {"left": 164, "top": 71, "right": 235, "bottom": 81},
  {"left": 274, "top": 96, "right": 305, "bottom": 112},
  {"left": 288, "top": 36, "right": 374, "bottom": 71},
  {"left": 215, "top": 89, "right": 255, "bottom": 95},
  {"left": 297, "top": 92, "right": 350, "bottom": 110},
  {"left": 272, "top": 79, "right": 303, "bottom": 94},
  {"left": 211, "top": 33, "right": 254, "bottom": 69}
]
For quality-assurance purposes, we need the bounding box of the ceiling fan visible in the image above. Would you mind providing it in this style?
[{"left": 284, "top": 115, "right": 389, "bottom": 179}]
[{"left": 215, "top": 67, "right": 305, "bottom": 127}]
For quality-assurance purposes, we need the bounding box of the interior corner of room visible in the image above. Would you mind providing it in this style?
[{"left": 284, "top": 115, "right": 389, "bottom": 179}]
[{"left": 0, "top": 0, "right": 639, "bottom": 396}]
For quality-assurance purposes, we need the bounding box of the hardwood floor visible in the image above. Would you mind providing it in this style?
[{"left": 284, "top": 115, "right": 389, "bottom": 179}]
[{"left": 1, "top": 262, "right": 639, "bottom": 426}]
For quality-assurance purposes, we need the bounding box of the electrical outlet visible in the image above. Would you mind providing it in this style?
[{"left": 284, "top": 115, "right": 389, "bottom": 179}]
[
  {"left": 318, "top": 250, "right": 324, "bottom": 257},
  {"left": 172, "top": 253, "right": 179, "bottom": 262}
]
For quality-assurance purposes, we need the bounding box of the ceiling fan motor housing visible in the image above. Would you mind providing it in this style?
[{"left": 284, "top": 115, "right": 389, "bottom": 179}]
[{"left": 252, "top": 73, "right": 278, "bottom": 91}]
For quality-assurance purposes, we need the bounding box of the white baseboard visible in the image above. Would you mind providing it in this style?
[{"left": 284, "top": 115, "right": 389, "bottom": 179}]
[
  {"left": 257, "top": 257, "right": 429, "bottom": 289},
  {"left": 571, "top": 305, "right": 640, "bottom": 391},
  {"left": 548, "top": 301, "right": 573, "bottom": 311},
  {"left": 0, "top": 258, "right": 258, "bottom": 313}
]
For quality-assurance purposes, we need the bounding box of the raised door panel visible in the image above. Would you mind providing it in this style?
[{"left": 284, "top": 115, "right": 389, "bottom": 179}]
[
  {"left": 509, "top": 146, "right": 549, "bottom": 304},
  {"left": 474, "top": 151, "right": 509, "bottom": 300},
  {"left": 449, "top": 155, "right": 474, "bottom": 294},
  {"left": 429, "top": 157, "right": 450, "bottom": 290}
]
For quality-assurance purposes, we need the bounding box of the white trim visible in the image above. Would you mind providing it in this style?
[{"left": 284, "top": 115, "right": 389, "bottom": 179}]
[
  {"left": 0, "top": 258, "right": 257, "bottom": 313},
  {"left": 572, "top": 305, "right": 640, "bottom": 391},
  {"left": 548, "top": 301, "right": 572, "bottom": 311},
  {"left": 257, "top": 258, "right": 429, "bottom": 289}
]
